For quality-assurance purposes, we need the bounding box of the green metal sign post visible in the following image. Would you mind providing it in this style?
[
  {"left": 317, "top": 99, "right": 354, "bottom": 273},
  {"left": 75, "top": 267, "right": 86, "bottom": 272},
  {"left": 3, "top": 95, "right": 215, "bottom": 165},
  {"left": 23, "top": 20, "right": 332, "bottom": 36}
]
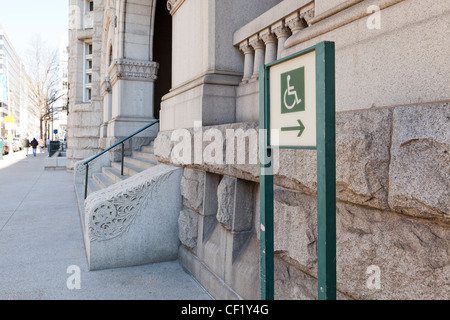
[{"left": 259, "top": 41, "right": 336, "bottom": 300}]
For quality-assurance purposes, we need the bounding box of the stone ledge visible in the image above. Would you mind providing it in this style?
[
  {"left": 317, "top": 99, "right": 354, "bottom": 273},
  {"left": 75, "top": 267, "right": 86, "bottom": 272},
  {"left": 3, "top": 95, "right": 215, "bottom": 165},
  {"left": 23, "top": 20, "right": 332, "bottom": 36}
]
[
  {"left": 154, "top": 102, "right": 450, "bottom": 223},
  {"left": 284, "top": 0, "right": 405, "bottom": 49}
]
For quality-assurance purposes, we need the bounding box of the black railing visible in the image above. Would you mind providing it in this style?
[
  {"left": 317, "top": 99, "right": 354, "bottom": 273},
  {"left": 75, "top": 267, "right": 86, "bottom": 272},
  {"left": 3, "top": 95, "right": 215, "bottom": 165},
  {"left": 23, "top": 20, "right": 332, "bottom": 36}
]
[{"left": 83, "top": 119, "right": 159, "bottom": 199}]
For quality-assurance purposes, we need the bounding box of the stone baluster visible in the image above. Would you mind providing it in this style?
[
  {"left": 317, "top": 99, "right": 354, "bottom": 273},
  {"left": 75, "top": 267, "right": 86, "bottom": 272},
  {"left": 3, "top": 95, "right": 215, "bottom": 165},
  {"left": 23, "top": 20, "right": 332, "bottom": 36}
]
[
  {"left": 260, "top": 28, "right": 277, "bottom": 64},
  {"left": 249, "top": 34, "right": 265, "bottom": 80},
  {"left": 285, "top": 11, "right": 306, "bottom": 35},
  {"left": 272, "top": 21, "right": 292, "bottom": 60},
  {"left": 239, "top": 40, "right": 254, "bottom": 83}
]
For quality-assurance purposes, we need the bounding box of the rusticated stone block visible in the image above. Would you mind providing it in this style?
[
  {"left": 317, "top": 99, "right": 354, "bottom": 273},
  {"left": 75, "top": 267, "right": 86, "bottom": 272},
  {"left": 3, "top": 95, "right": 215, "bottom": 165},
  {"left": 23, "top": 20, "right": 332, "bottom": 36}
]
[
  {"left": 335, "top": 109, "right": 392, "bottom": 209},
  {"left": 276, "top": 108, "right": 392, "bottom": 210},
  {"left": 274, "top": 188, "right": 318, "bottom": 272},
  {"left": 180, "top": 169, "right": 205, "bottom": 213},
  {"left": 216, "top": 176, "right": 236, "bottom": 230},
  {"left": 274, "top": 255, "right": 350, "bottom": 300},
  {"left": 273, "top": 187, "right": 449, "bottom": 300},
  {"left": 389, "top": 103, "right": 450, "bottom": 222},
  {"left": 178, "top": 208, "right": 199, "bottom": 250},
  {"left": 337, "top": 202, "right": 449, "bottom": 300},
  {"left": 216, "top": 176, "right": 255, "bottom": 233}
]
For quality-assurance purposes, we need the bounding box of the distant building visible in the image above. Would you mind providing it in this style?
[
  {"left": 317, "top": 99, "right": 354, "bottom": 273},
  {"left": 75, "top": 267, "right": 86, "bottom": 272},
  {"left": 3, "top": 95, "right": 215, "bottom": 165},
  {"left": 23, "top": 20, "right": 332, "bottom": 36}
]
[
  {"left": 53, "top": 38, "right": 69, "bottom": 140},
  {"left": 0, "top": 24, "right": 39, "bottom": 138}
]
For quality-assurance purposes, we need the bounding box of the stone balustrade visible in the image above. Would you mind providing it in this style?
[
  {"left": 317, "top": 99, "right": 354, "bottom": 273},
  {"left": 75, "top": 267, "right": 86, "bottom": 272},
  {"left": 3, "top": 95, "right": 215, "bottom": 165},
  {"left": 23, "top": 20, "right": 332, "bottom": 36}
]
[{"left": 234, "top": 0, "right": 314, "bottom": 83}]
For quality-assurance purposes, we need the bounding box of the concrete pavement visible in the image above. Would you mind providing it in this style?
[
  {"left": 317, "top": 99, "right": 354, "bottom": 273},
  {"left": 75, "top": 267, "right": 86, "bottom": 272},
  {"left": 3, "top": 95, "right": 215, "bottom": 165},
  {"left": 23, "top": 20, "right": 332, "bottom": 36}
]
[{"left": 0, "top": 150, "right": 212, "bottom": 300}]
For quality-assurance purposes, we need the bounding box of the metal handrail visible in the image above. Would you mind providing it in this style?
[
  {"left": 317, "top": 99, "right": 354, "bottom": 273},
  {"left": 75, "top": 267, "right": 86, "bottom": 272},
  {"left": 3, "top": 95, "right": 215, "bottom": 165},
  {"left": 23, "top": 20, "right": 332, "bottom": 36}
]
[{"left": 83, "top": 119, "right": 159, "bottom": 199}]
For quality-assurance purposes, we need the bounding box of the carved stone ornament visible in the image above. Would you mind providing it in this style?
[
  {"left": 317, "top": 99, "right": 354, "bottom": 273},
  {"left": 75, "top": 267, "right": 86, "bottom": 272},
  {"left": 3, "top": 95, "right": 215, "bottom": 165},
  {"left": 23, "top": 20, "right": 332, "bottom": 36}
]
[
  {"left": 86, "top": 169, "right": 176, "bottom": 242},
  {"left": 272, "top": 22, "right": 291, "bottom": 39},
  {"left": 109, "top": 58, "right": 159, "bottom": 85},
  {"left": 101, "top": 77, "right": 112, "bottom": 96},
  {"left": 300, "top": 8, "right": 315, "bottom": 26},
  {"left": 167, "top": 0, "right": 185, "bottom": 15},
  {"left": 239, "top": 40, "right": 253, "bottom": 55}
]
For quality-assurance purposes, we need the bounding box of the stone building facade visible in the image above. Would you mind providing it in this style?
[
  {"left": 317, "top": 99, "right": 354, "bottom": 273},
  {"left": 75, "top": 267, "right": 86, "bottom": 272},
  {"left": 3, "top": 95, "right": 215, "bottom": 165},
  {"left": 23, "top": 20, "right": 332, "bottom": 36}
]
[{"left": 68, "top": 0, "right": 450, "bottom": 300}]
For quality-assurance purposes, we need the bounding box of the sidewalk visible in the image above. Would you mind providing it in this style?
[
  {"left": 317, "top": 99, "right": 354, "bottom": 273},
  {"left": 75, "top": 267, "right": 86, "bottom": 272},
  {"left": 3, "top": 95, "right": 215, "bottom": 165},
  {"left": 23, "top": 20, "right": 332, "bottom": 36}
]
[{"left": 0, "top": 150, "right": 212, "bottom": 300}]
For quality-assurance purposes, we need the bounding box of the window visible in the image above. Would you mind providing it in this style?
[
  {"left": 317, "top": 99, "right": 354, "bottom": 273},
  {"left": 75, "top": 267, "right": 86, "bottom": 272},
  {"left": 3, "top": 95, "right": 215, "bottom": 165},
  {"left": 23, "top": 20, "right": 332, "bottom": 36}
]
[
  {"left": 83, "top": 1, "right": 94, "bottom": 29},
  {"left": 83, "top": 42, "right": 93, "bottom": 102},
  {"left": 86, "top": 88, "right": 91, "bottom": 101}
]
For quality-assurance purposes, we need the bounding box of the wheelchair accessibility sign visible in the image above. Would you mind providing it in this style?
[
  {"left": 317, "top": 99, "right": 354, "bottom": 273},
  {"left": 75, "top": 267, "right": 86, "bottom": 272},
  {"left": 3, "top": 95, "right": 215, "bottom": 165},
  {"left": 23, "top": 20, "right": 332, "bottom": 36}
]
[
  {"left": 281, "top": 67, "right": 305, "bottom": 114},
  {"left": 267, "top": 49, "right": 317, "bottom": 148},
  {"left": 259, "top": 41, "right": 336, "bottom": 301}
]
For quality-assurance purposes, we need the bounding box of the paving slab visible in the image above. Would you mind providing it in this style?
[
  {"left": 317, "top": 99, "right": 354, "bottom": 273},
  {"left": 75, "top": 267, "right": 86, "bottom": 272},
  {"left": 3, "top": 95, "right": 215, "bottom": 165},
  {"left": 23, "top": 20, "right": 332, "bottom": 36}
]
[{"left": 0, "top": 151, "right": 212, "bottom": 300}]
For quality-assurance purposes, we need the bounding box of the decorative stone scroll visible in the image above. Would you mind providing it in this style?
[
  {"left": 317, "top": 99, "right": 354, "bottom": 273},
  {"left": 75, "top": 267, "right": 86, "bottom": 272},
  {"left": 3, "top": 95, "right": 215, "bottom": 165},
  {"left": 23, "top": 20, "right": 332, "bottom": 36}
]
[
  {"left": 83, "top": 164, "right": 183, "bottom": 270},
  {"left": 86, "top": 168, "right": 175, "bottom": 242},
  {"left": 109, "top": 58, "right": 159, "bottom": 85}
]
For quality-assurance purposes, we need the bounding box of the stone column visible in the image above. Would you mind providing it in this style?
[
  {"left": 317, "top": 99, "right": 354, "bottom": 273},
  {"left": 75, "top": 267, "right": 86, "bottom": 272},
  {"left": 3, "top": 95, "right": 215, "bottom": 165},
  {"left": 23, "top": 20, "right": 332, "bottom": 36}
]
[
  {"left": 272, "top": 21, "right": 291, "bottom": 60},
  {"left": 239, "top": 40, "right": 254, "bottom": 83},
  {"left": 100, "top": 76, "right": 112, "bottom": 149},
  {"left": 107, "top": 58, "right": 159, "bottom": 158},
  {"left": 285, "top": 11, "right": 306, "bottom": 35},
  {"left": 249, "top": 35, "right": 265, "bottom": 80},
  {"left": 260, "top": 28, "right": 277, "bottom": 64}
]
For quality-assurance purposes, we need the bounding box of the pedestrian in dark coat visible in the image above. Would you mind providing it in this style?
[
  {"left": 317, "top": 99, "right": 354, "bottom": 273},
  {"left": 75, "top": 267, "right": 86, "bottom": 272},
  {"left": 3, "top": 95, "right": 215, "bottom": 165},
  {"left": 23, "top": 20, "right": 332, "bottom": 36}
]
[
  {"left": 22, "top": 138, "right": 30, "bottom": 156},
  {"left": 30, "top": 138, "right": 39, "bottom": 157}
]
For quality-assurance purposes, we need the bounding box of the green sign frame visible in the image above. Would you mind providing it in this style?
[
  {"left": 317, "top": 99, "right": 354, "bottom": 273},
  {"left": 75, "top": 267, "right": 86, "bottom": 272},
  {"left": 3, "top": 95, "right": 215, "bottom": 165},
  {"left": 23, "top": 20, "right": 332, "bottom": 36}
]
[{"left": 259, "top": 41, "right": 336, "bottom": 300}]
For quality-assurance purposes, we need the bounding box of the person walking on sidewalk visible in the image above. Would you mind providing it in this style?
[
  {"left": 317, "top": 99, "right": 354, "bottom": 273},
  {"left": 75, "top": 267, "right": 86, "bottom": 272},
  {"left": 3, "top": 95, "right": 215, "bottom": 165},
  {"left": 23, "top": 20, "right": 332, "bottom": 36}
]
[
  {"left": 22, "top": 137, "right": 30, "bottom": 156},
  {"left": 30, "top": 138, "right": 39, "bottom": 157},
  {"left": 0, "top": 138, "right": 4, "bottom": 160},
  {"left": 39, "top": 138, "right": 44, "bottom": 153}
]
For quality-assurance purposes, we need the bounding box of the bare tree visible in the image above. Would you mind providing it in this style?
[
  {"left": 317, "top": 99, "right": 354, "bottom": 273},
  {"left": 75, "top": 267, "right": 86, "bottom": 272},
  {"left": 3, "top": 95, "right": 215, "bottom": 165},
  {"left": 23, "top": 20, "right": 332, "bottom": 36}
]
[{"left": 24, "top": 35, "right": 62, "bottom": 143}]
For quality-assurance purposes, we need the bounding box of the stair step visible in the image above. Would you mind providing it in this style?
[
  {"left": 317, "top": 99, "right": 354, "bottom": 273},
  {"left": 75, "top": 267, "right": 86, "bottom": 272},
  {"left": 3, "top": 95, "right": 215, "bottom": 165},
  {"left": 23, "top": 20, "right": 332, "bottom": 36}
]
[
  {"left": 84, "top": 141, "right": 157, "bottom": 197},
  {"left": 87, "top": 178, "right": 101, "bottom": 195},
  {"left": 132, "top": 150, "right": 157, "bottom": 162},
  {"left": 92, "top": 172, "right": 115, "bottom": 189},
  {"left": 141, "top": 145, "right": 154, "bottom": 153},
  {"left": 102, "top": 166, "right": 129, "bottom": 183},
  {"left": 111, "top": 161, "right": 144, "bottom": 177},
  {"left": 124, "top": 156, "right": 157, "bottom": 170}
]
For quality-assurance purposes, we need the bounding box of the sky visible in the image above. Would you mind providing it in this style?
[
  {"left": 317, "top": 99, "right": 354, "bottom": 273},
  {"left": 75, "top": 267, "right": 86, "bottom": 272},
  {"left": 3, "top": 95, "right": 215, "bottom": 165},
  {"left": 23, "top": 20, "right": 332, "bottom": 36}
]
[{"left": 0, "top": 0, "right": 68, "bottom": 60}]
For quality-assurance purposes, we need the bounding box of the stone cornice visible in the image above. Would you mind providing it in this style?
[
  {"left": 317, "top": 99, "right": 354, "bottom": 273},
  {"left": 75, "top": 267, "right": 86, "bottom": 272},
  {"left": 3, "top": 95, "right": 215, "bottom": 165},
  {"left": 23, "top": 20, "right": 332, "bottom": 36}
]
[
  {"left": 109, "top": 59, "right": 159, "bottom": 86},
  {"left": 167, "top": 0, "right": 186, "bottom": 16}
]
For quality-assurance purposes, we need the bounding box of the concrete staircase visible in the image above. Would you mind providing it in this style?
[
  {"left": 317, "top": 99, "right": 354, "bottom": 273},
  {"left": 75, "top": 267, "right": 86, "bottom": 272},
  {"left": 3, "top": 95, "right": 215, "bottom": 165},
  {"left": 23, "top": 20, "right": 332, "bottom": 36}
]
[{"left": 85, "top": 143, "right": 157, "bottom": 197}]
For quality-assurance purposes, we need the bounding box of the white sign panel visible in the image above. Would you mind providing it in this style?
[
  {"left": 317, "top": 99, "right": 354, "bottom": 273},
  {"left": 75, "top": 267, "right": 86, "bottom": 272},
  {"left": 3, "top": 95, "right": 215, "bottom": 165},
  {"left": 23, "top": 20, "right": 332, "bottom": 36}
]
[{"left": 269, "top": 50, "right": 316, "bottom": 148}]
